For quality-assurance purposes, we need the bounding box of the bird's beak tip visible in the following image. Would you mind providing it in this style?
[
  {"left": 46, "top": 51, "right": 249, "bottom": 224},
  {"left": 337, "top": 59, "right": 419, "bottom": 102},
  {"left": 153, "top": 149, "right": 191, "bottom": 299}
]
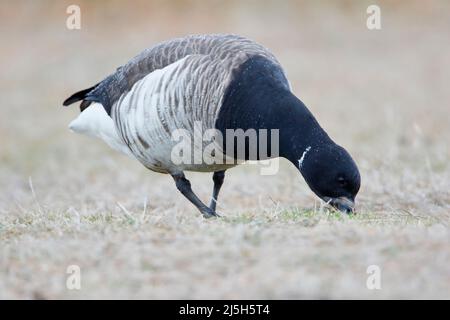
[{"left": 325, "top": 196, "right": 355, "bottom": 214}]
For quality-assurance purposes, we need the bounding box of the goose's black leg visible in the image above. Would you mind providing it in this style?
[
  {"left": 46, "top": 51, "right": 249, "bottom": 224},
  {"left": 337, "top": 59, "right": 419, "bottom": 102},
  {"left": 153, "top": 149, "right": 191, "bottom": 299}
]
[
  {"left": 171, "top": 173, "right": 219, "bottom": 218},
  {"left": 209, "top": 170, "right": 226, "bottom": 211}
]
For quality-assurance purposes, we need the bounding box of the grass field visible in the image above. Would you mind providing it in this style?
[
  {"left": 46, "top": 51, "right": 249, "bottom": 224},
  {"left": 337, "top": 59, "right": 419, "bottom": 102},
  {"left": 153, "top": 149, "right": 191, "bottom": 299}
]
[{"left": 0, "top": 1, "right": 449, "bottom": 299}]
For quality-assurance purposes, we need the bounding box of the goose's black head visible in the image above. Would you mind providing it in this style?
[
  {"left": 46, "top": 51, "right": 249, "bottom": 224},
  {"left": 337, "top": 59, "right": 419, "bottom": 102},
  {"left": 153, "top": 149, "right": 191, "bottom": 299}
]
[{"left": 298, "top": 144, "right": 360, "bottom": 213}]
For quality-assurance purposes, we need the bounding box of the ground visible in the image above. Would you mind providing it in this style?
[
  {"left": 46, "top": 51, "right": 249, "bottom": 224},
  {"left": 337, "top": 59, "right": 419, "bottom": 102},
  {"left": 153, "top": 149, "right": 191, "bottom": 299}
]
[{"left": 0, "top": 1, "right": 449, "bottom": 299}]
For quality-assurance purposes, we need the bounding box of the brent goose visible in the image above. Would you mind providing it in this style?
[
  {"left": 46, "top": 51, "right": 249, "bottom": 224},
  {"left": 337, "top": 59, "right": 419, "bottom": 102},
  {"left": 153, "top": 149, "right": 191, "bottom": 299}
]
[{"left": 63, "top": 34, "right": 360, "bottom": 217}]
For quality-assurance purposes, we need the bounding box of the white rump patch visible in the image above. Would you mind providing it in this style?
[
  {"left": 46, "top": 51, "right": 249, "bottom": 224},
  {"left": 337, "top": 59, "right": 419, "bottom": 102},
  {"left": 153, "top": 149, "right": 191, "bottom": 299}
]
[
  {"left": 68, "top": 103, "right": 133, "bottom": 157},
  {"left": 298, "top": 146, "right": 311, "bottom": 169}
]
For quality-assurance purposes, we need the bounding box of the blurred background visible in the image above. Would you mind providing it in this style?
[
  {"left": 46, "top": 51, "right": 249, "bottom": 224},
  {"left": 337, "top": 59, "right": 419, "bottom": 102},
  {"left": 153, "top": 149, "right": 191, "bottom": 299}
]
[{"left": 0, "top": 0, "right": 449, "bottom": 299}]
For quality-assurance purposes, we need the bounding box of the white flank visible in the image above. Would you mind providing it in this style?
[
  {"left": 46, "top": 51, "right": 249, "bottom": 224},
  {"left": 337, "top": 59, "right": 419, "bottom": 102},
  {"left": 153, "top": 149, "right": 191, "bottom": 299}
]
[
  {"left": 68, "top": 103, "right": 133, "bottom": 157},
  {"left": 298, "top": 146, "right": 311, "bottom": 169},
  {"left": 113, "top": 57, "right": 191, "bottom": 166}
]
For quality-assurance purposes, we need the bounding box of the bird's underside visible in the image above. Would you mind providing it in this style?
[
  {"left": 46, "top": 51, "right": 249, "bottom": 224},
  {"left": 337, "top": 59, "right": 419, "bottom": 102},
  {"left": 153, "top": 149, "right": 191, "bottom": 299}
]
[{"left": 64, "top": 34, "right": 290, "bottom": 218}]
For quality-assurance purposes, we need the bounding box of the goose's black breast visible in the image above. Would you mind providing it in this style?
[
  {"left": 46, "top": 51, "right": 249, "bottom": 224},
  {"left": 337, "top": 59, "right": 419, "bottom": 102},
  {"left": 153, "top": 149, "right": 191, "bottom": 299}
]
[{"left": 215, "top": 55, "right": 291, "bottom": 160}]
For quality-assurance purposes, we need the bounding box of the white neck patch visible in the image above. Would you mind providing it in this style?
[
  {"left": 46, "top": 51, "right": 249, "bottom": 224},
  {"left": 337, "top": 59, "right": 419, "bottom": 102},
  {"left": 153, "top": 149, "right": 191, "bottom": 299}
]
[{"left": 298, "top": 146, "right": 311, "bottom": 169}]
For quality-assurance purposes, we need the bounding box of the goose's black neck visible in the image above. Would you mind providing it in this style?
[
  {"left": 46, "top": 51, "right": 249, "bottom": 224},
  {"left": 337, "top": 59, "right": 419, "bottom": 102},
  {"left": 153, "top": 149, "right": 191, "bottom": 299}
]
[{"left": 216, "top": 55, "right": 334, "bottom": 164}]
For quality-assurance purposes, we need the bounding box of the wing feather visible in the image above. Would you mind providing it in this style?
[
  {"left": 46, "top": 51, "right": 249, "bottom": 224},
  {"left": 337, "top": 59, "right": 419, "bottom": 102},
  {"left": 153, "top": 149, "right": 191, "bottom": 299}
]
[{"left": 63, "top": 34, "right": 285, "bottom": 115}]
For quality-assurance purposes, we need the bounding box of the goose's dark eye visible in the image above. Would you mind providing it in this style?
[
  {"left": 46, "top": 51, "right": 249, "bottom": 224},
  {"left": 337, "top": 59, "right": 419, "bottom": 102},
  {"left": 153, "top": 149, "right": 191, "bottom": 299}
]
[{"left": 337, "top": 176, "right": 347, "bottom": 187}]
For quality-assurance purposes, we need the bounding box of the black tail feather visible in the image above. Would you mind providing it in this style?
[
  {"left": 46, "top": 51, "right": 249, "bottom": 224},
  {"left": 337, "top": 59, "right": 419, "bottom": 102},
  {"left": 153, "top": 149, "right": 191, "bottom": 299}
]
[{"left": 62, "top": 84, "right": 98, "bottom": 106}]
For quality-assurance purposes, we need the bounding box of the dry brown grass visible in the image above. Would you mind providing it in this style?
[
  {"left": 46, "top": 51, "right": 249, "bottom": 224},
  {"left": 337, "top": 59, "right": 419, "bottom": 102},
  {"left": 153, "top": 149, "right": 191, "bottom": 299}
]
[{"left": 0, "top": 0, "right": 449, "bottom": 299}]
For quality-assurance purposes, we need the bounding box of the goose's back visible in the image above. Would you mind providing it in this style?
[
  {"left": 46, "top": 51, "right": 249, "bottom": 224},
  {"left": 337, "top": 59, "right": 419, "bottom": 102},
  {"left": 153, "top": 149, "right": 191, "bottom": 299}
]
[{"left": 95, "top": 34, "right": 285, "bottom": 113}]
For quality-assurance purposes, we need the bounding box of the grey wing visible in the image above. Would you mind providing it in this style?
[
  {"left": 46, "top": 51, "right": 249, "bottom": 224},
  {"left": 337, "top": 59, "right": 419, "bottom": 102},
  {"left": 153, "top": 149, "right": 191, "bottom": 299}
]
[{"left": 85, "top": 34, "right": 286, "bottom": 115}]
